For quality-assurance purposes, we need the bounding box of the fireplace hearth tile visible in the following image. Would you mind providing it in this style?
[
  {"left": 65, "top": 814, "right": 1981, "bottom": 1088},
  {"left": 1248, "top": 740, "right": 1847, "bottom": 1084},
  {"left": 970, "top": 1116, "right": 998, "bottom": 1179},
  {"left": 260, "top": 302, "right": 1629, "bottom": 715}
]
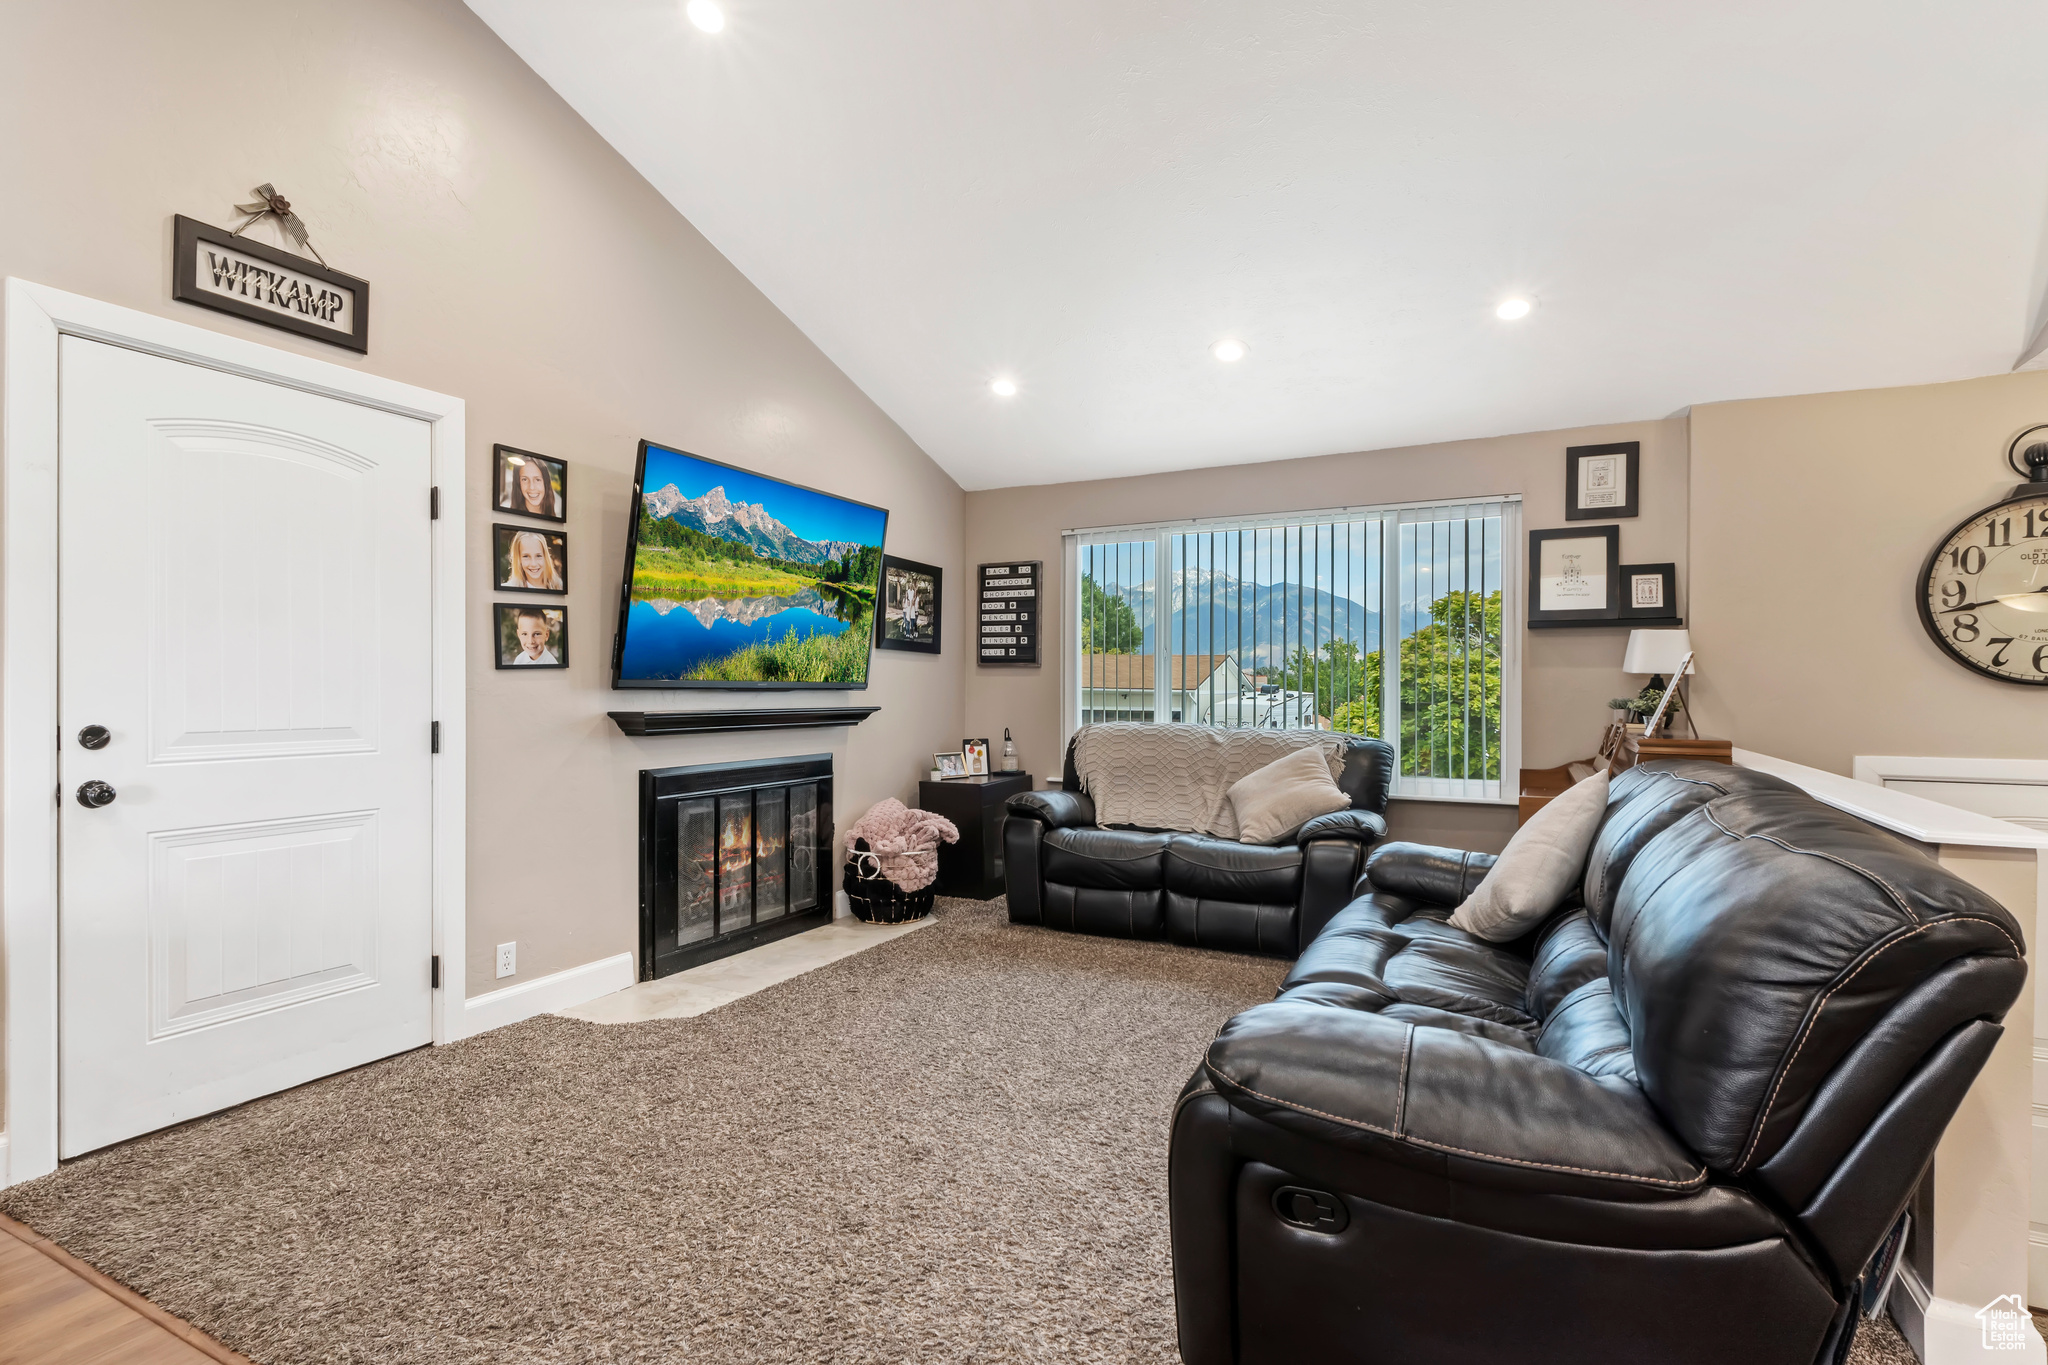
[{"left": 558, "top": 916, "right": 934, "bottom": 1025}]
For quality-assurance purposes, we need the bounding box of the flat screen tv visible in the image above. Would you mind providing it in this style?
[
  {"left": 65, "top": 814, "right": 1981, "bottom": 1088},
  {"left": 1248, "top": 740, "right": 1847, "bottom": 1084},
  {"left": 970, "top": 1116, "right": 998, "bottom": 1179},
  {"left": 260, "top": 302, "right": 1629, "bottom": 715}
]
[{"left": 611, "top": 441, "right": 889, "bottom": 689}]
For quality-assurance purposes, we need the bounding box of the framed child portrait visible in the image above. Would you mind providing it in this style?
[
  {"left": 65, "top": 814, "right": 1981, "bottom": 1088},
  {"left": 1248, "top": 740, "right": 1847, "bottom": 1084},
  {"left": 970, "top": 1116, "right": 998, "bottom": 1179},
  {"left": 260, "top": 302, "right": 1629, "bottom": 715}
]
[
  {"left": 876, "top": 554, "right": 942, "bottom": 654},
  {"left": 496, "top": 603, "right": 568, "bottom": 669},
  {"left": 494, "top": 444, "right": 567, "bottom": 522},
  {"left": 494, "top": 524, "right": 568, "bottom": 594}
]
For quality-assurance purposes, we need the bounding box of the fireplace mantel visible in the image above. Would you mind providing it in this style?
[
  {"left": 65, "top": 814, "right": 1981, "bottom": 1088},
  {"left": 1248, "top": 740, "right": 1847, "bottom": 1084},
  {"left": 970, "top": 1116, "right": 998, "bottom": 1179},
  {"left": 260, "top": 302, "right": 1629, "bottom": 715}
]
[{"left": 609, "top": 706, "right": 879, "bottom": 737}]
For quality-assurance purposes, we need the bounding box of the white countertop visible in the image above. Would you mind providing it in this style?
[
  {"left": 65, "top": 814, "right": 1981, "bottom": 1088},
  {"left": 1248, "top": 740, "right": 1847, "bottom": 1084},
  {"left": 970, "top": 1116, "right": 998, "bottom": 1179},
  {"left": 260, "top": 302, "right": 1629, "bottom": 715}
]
[{"left": 1735, "top": 749, "right": 2048, "bottom": 850}]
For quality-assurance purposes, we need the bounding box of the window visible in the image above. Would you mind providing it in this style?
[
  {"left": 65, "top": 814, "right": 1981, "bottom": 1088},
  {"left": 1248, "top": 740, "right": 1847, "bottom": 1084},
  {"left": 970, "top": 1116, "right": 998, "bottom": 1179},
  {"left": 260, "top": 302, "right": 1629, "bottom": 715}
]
[{"left": 1065, "top": 497, "right": 1519, "bottom": 801}]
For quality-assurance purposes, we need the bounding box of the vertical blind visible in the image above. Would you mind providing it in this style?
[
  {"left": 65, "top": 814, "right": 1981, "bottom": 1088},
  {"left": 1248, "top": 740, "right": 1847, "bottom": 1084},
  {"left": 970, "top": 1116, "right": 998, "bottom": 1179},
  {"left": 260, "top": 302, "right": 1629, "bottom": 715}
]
[{"left": 1069, "top": 497, "right": 1517, "bottom": 801}]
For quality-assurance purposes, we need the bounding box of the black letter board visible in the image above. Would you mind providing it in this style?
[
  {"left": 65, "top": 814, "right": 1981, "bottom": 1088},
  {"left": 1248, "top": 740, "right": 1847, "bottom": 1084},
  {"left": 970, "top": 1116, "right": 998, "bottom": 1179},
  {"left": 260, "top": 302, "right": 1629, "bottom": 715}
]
[{"left": 978, "top": 561, "right": 1040, "bottom": 664}]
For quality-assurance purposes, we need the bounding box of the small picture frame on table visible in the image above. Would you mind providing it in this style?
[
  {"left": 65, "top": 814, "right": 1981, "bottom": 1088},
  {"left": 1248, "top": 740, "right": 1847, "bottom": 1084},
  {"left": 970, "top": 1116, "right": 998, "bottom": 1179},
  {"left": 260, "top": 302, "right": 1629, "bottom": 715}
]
[
  {"left": 934, "top": 751, "right": 967, "bottom": 779},
  {"left": 494, "top": 444, "right": 568, "bottom": 522},
  {"left": 1528, "top": 526, "right": 1620, "bottom": 626},
  {"left": 1618, "top": 562, "right": 1680, "bottom": 621},
  {"left": 876, "top": 555, "right": 942, "bottom": 654},
  {"left": 495, "top": 603, "right": 568, "bottom": 669},
  {"left": 1565, "top": 441, "right": 1639, "bottom": 521},
  {"left": 962, "top": 738, "right": 990, "bottom": 775}
]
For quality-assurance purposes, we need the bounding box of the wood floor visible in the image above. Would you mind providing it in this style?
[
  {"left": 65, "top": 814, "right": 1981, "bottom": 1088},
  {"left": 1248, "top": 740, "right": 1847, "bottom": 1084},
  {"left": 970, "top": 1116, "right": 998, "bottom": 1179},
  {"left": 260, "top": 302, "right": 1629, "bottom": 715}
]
[{"left": 0, "top": 1214, "right": 247, "bottom": 1365}]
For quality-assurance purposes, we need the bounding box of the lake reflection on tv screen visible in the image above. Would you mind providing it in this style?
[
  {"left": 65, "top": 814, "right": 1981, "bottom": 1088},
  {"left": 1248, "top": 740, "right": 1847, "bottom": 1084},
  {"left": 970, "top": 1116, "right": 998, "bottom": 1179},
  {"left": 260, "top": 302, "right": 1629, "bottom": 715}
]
[{"left": 616, "top": 591, "right": 852, "bottom": 682}]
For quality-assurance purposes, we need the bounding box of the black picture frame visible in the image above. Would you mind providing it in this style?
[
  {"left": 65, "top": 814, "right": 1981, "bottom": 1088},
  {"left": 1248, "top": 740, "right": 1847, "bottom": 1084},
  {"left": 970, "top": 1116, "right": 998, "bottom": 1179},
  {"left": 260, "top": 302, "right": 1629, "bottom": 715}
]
[
  {"left": 494, "top": 444, "right": 569, "bottom": 523},
  {"left": 171, "top": 214, "right": 370, "bottom": 353},
  {"left": 1528, "top": 526, "right": 1621, "bottom": 626},
  {"left": 876, "top": 555, "right": 942, "bottom": 654},
  {"left": 1618, "top": 562, "right": 1682, "bottom": 622},
  {"left": 1565, "top": 441, "right": 1640, "bottom": 520},
  {"left": 495, "top": 603, "right": 569, "bottom": 670},
  {"left": 494, "top": 523, "right": 569, "bottom": 595}
]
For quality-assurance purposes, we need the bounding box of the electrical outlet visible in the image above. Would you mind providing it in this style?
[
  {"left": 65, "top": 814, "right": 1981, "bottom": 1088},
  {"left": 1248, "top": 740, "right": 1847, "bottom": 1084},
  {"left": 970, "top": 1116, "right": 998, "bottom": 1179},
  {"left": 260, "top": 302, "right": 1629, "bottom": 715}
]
[{"left": 495, "top": 941, "right": 516, "bottom": 979}]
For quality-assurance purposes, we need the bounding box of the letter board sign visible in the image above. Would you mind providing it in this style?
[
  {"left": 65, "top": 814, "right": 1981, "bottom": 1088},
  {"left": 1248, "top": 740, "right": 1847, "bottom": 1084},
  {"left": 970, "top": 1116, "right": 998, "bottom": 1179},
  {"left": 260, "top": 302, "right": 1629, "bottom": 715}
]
[{"left": 978, "top": 561, "right": 1040, "bottom": 664}]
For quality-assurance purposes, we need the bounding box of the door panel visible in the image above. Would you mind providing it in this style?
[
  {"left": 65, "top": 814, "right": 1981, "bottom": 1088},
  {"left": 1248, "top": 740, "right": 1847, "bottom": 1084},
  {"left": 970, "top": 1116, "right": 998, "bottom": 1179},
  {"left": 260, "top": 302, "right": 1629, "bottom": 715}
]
[
  {"left": 58, "top": 337, "right": 433, "bottom": 1158},
  {"left": 146, "top": 419, "right": 379, "bottom": 762},
  {"left": 148, "top": 811, "right": 380, "bottom": 1039}
]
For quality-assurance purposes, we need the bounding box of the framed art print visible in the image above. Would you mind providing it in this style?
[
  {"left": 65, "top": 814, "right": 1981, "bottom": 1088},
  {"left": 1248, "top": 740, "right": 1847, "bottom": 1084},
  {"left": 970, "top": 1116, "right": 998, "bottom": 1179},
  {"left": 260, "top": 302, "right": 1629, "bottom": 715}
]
[
  {"left": 1618, "top": 562, "right": 1680, "bottom": 621},
  {"left": 494, "top": 524, "right": 568, "bottom": 594},
  {"left": 876, "top": 554, "right": 942, "bottom": 654},
  {"left": 962, "top": 738, "right": 990, "bottom": 775},
  {"left": 1528, "top": 526, "right": 1620, "bottom": 625},
  {"left": 934, "top": 751, "right": 967, "bottom": 779},
  {"left": 496, "top": 603, "right": 569, "bottom": 669},
  {"left": 494, "top": 444, "right": 568, "bottom": 522},
  {"left": 1565, "top": 441, "right": 1639, "bottom": 520}
]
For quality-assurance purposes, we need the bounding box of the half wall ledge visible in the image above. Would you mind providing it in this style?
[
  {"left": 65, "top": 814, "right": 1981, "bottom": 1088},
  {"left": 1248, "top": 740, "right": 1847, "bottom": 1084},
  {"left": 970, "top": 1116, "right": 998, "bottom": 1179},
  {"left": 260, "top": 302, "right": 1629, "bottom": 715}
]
[{"left": 608, "top": 707, "right": 881, "bottom": 737}]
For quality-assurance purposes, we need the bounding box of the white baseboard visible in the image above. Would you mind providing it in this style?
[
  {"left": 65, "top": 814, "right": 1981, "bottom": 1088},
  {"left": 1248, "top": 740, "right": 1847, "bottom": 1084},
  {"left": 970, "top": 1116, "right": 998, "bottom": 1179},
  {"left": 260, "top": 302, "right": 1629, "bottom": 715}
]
[
  {"left": 458, "top": 952, "right": 635, "bottom": 1039},
  {"left": 1918, "top": 1290, "right": 2047, "bottom": 1363}
]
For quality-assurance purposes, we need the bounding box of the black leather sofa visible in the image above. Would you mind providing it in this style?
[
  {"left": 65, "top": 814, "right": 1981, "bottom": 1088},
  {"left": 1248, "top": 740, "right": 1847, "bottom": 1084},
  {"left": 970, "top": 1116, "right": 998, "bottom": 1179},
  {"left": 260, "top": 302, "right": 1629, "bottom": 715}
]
[
  {"left": 1004, "top": 733, "right": 1394, "bottom": 958},
  {"left": 1169, "top": 760, "right": 2026, "bottom": 1365}
]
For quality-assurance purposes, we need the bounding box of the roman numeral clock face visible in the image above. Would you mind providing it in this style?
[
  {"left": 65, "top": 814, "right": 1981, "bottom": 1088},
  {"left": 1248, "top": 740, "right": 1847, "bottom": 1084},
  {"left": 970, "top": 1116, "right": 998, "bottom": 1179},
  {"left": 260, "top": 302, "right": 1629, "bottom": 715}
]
[{"left": 1920, "top": 493, "right": 2048, "bottom": 684}]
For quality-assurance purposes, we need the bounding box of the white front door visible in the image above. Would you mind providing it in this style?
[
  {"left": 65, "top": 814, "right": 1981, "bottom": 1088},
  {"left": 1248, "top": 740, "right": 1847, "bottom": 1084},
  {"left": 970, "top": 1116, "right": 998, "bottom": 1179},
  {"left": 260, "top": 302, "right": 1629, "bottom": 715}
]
[{"left": 57, "top": 336, "right": 435, "bottom": 1158}]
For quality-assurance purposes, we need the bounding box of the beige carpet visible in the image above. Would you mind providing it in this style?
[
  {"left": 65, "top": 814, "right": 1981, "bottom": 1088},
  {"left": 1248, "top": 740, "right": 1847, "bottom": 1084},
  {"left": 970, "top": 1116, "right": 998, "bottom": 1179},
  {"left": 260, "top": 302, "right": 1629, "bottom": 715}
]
[{"left": 2, "top": 897, "right": 1922, "bottom": 1364}]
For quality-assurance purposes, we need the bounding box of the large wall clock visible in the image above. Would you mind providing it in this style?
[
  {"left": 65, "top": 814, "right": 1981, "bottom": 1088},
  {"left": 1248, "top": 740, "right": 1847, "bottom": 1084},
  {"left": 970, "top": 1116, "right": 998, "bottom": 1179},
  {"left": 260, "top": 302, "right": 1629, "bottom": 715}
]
[{"left": 1917, "top": 433, "right": 2048, "bottom": 685}]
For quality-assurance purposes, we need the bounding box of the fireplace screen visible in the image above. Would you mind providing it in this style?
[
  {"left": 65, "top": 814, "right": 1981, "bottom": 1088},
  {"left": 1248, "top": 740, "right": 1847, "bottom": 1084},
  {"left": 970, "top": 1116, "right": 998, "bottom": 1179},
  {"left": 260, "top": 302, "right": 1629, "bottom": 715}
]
[{"left": 640, "top": 755, "right": 833, "bottom": 979}]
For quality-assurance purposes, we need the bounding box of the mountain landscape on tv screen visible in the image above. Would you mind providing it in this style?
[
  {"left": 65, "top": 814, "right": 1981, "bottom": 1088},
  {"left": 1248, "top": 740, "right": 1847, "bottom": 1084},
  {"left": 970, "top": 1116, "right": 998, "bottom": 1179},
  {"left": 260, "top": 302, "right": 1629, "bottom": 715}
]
[
  {"left": 619, "top": 451, "right": 885, "bottom": 687},
  {"left": 642, "top": 483, "right": 864, "bottom": 566}
]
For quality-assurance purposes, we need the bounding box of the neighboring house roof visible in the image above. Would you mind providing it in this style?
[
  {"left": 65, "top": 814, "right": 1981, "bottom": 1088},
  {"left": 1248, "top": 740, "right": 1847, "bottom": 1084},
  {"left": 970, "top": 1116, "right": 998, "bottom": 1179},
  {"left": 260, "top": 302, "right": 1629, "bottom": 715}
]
[{"left": 1082, "top": 654, "right": 1240, "bottom": 691}]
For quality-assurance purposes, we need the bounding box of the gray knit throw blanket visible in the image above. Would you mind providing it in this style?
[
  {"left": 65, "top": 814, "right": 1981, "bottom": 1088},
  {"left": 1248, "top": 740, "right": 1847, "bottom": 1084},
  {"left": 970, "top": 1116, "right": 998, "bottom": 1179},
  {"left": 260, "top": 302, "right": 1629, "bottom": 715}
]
[{"left": 1069, "top": 723, "right": 1347, "bottom": 839}]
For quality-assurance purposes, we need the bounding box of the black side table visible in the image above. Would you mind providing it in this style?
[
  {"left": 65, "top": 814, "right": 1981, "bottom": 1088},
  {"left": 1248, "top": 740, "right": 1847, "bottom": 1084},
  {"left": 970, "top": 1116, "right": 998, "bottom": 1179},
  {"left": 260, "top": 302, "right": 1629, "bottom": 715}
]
[{"left": 918, "top": 773, "right": 1033, "bottom": 899}]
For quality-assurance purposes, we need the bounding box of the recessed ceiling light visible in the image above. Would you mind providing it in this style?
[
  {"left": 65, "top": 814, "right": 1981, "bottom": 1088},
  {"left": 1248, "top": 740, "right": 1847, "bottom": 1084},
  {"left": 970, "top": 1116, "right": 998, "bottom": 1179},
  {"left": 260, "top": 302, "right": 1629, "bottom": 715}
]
[
  {"left": 1496, "top": 298, "right": 1532, "bottom": 321},
  {"left": 990, "top": 378, "right": 1018, "bottom": 397},
  {"left": 1213, "top": 339, "right": 1247, "bottom": 363},
  {"left": 686, "top": 0, "right": 725, "bottom": 33}
]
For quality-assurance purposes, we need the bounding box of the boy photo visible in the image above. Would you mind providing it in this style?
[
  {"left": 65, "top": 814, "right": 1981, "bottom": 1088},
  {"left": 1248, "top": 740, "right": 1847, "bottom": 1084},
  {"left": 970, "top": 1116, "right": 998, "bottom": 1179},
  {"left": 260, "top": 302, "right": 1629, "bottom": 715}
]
[
  {"left": 496, "top": 603, "right": 568, "bottom": 669},
  {"left": 495, "top": 524, "right": 568, "bottom": 594},
  {"left": 494, "top": 444, "right": 568, "bottom": 522}
]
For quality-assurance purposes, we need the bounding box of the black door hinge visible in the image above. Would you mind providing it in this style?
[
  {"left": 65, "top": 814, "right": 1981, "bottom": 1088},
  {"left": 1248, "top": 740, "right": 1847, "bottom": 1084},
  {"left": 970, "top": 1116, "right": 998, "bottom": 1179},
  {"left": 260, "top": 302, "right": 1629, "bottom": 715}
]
[
  {"left": 431, "top": 720, "right": 440, "bottom": 754},
  {"left": 431, "top": 955, "right": 441, "bottom": 989},
  {"left": 430, "top": 486, "right": 440, "bottom": 519}
]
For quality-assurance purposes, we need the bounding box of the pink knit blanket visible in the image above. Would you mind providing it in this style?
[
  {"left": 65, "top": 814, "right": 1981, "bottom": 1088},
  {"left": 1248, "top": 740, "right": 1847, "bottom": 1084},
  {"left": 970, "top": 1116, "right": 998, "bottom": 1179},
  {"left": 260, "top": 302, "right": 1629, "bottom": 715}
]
[{"left": 846, "top": 798, "right": 959, "bottom": 892}]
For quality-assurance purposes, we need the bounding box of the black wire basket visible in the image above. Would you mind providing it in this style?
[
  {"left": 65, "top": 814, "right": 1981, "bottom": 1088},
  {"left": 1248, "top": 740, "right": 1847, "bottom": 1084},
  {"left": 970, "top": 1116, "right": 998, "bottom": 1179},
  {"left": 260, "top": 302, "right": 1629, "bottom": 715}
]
[{"left": 841, "top": 838, "right": 937, "bottom": 923}]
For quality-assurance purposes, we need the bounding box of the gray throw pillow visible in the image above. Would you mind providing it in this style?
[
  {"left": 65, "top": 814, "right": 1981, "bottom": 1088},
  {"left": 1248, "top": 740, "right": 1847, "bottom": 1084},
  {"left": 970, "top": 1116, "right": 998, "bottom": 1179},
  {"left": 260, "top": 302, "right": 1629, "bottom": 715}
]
[
  {"left": 1225, "top": 745, "right": 1352, "bottom": 844},
  {"left": 1448, "top": 769, "right": 1610, "bottom": 941}
]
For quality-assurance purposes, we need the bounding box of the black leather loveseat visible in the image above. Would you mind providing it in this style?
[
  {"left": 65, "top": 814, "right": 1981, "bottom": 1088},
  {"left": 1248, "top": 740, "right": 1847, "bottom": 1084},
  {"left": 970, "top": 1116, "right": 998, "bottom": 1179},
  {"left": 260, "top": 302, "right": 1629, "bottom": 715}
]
[
  {"left": 1004, "top": 730, "right": 1394, "bottom": 958},
  {"left": 1170, "top": 760, "right": 2026, "bottom": 1365}
]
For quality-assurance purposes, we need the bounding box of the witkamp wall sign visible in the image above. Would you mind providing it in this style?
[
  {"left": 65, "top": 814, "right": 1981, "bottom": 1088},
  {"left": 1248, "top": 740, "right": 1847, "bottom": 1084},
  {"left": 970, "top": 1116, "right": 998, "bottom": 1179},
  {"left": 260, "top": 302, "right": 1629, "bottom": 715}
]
[{"left": 172, "top": 214, "right": 369, "bottom": 353}]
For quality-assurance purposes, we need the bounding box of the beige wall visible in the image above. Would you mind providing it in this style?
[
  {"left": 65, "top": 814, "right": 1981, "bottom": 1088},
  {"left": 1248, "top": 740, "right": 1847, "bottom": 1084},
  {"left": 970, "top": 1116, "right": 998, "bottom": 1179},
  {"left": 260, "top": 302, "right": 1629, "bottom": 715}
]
[
  {"left": 0, "top": 0, "right": 966, "bottom": 996},
  {"left": 963, "top": 417, "right": 1691, "bottom": 852},
  {"left": 1689, "top": 371, "right": 2048, "bottom": 772}
]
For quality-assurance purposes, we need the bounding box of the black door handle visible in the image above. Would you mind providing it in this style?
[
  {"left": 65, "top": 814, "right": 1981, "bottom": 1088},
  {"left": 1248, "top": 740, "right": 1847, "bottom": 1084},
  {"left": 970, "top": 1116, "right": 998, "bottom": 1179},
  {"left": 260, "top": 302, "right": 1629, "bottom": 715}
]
[
  {"left": 78, "top": 724, "right": 111, "bottom": 750},
  {"left": 76, "top": 780, "right": 117, "bottom": 809}
]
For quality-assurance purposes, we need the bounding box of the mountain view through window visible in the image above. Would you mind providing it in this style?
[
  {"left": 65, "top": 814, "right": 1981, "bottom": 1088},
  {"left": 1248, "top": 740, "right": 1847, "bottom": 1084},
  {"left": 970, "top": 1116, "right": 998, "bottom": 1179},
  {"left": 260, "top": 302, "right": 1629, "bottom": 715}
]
[{"left": 1073, "top": 501, "right": 1512, "bottom": 798}]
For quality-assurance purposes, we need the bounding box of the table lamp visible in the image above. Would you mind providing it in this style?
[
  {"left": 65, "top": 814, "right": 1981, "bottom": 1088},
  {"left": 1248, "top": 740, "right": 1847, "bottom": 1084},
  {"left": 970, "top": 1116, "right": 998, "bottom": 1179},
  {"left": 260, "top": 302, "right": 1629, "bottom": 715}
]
[{"left": 1622, "top": 629, "right": 1695, "bottom": 737}]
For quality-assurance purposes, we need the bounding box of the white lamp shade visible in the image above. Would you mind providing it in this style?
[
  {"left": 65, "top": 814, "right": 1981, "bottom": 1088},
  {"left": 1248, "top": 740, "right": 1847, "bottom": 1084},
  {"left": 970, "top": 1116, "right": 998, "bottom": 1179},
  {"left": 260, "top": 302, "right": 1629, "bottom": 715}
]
[{"left": 1622, "top": 628, "right": 1694, "bottom": 676}]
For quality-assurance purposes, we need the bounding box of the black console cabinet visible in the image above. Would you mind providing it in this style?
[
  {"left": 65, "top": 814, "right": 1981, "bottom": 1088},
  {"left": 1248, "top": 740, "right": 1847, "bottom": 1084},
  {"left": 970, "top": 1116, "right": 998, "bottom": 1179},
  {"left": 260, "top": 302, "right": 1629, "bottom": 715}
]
[{"left": 918, "top": 773, "right": 1032, "bottom": 900}]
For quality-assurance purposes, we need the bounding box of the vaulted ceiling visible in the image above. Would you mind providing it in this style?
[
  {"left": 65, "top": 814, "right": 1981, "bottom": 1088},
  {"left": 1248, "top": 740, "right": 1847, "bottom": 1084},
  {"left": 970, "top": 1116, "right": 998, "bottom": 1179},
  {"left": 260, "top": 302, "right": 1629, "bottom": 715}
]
[{"left": 468, "top": 1, "right": 2048, "bottom": 490}]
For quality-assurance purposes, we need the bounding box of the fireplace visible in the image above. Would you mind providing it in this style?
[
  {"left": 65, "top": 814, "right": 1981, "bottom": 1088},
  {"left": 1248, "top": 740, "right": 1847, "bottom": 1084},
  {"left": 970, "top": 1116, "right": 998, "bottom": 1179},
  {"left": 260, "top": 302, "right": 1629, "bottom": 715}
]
[{"left": 638, "top": 754, "right": 833, "bottom": 979}]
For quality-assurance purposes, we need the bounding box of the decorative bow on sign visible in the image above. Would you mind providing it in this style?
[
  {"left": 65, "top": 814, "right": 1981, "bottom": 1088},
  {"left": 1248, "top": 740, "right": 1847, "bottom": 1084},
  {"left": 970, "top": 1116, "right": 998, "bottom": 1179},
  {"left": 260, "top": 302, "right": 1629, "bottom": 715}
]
[{"left": 230, "top": 183, "right": 326, "bottom": 265}]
